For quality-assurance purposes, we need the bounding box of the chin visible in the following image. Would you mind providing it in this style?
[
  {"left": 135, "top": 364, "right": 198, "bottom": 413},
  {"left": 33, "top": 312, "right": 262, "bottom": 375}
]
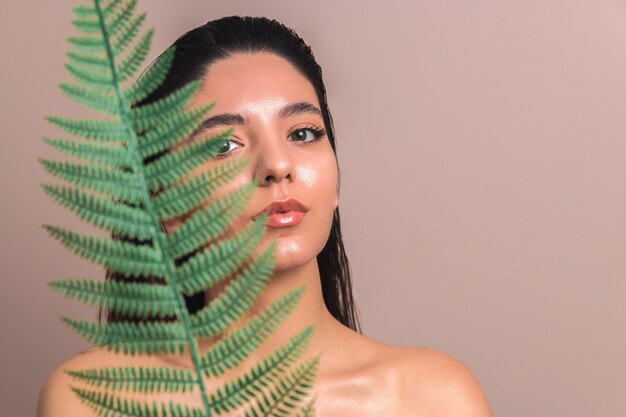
[{"left": 261, "top": 234, "right": 314, "bottom": 272}]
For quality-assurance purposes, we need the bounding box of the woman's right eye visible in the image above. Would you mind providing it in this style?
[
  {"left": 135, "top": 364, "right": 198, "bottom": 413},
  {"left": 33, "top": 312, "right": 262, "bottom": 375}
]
[{"left": 213, "top": 138, "right": 239, "bottom": 158}]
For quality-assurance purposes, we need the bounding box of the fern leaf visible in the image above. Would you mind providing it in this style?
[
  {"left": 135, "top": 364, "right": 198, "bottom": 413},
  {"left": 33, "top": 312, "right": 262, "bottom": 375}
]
[
  {"left": 65, "top": 62, "right": 113, "bottom": 89},
  {"left": 71, "top": 16, "right": 101, "bottom": 34},
  {"left": 102, "top": 0, "right": 125, "bottom": 17},
  {"left": 61, "top": 317, "right": 187, "bottom": 355},
  {"left": 43, "top": 225, "right": 165, "bottom": 277},
  {"left": 130, "top": 80, "right": 200, "bottom": 131},
  {"left": 189, "top": 243, "right": 275, "bottom": 339},
  {"left": 71, "top": 4, "right": 97, "bottom": 18},
  {"left": 45, "top": 1, "right": 320, "bottom": 415},
  {"left": 41, "top": 184, "right": 153, "bottom": 240},
  {"left": 174, "top": 214, "right": 269, "bottom": 295},
  {"left": 42, "top": 137, "right": 130, "bottom": 167},
  {"left": 152, "top": 158, "right": 249, "bottom": 219},
  {"left": 59, "top": 83, "right": 119, "bottom": 115},
  {"left": 164, "top": 181, "right": 256, "bottom": 259},
  {"left": 46, "top": 116, "right": 127, "bottom": 142},
  {"left": 137, "top": 105, "right": 218, "bottom": 161},
  {"left": 65, "top": 366, "right": 196, "bottom": 393},
  {"left": 243, "top": 356, "right": 320, "bottom": 417},
  {"left": 207, "top": 326, "right": 314, "bottom": 414},
  {"left": 39, "top": 159, "right": 143, "bottom": 204},
  {"left": 69, "top": 386, "right": 204, "bottom": 417},
  {"left": 118, "top": 28, "right": 154, "bottom": 82},
  {"left": 66, "top": 50, "right": 109, "bottom": 70},
  {"left": 295, "top": 400, "right": 316, "bottom": 417},
  {"left": 48, "top": 278, "right": 176, "bottom": 318},
  {"left": 106, "top": 0, "right": 137, "bottom": 35},
  {"left": 71, "top": 0, "right": 121, "bottom": 19},
  {"left": 68, "top": 33, "right": 106, "bottom": 51},
  {"left": 143, "top": 131, "right": 230, "bottom": 190},
  {"left": 112, "top": 12, "right": 147, "bottom": 55},
  {"left": 125, "top": 45, "right": 175, "bottom": 104},
  {"left": 201, "top": 286, "right": 305, "bottom": 378}
]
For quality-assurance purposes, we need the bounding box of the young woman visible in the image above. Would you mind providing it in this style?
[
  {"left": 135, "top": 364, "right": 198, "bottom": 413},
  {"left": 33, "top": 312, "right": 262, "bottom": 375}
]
[{"left": 38, "top": 16, "right": 493, "bottom": 416}]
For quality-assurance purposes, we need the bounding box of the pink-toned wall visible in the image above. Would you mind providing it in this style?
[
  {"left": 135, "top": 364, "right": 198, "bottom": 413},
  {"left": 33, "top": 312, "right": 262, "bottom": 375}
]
[{"left": 1, "top": 1, "right": 624, "bottom": 416}]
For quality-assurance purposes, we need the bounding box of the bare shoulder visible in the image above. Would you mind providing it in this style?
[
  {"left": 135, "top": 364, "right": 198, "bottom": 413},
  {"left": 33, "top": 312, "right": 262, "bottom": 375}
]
[
  {"left": 37, "top": 346, "right": 150, "bottom": 417},
  {"left": 392, "top": 346, "right": 493, "bottom": 417},
  {"left": 38, "top": 347, "right": 94, "bottom": 417}
]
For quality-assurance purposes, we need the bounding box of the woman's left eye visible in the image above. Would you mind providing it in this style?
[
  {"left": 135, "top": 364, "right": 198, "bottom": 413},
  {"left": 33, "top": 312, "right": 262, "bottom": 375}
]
[{"left": 289, "top": 127, "right": 326, "bottom": 144}]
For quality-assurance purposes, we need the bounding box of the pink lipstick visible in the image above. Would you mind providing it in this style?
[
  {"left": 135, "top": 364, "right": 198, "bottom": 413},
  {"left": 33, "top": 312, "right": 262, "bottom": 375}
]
[{"left": 258, "top": 198, "right": 308, "bottom": 228}]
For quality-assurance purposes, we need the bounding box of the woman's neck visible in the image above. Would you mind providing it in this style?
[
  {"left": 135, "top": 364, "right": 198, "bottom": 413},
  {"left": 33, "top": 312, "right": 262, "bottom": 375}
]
[{"left": 159, "top": 256, "right": 344, "bottom": 375}]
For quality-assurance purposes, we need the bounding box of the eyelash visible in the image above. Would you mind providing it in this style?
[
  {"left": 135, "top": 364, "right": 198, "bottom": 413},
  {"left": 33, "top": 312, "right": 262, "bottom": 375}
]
[{"left": 212, "top": 126, "right": 327, "bottom": 159}]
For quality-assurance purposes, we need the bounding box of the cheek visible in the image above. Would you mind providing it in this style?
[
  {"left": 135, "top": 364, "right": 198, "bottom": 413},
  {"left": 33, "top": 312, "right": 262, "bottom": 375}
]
[{"left": 296, "top": 153, "right": 338, "bottom": 205}]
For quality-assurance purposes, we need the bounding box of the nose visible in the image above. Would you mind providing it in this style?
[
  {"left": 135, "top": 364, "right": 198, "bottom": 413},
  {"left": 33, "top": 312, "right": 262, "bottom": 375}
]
[{"left": 254, "top": 134, "right": 296, "bottom": 187}]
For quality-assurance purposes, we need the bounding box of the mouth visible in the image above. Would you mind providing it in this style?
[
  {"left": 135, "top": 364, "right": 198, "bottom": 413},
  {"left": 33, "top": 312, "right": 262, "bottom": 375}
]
[
  {"left": 257, "top": 198, "right": 309, "bottom": 228},
  {"left": 265, "top": 210, "right": 306, "bottom": 228}
]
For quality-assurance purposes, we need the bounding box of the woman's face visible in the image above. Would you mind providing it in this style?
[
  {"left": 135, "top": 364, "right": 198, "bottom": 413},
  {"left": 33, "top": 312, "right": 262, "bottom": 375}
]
[{"left": 165, "top": 52, "right": 339, "bottom": 272}]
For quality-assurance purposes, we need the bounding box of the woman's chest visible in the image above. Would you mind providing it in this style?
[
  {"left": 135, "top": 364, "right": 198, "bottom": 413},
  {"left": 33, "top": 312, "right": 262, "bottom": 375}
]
[
  {"left": 115, "top": 363, "right": 411, "bottom": 417},
  {"left": 312, "top": 369, "right": 409, "bottom": 417}
]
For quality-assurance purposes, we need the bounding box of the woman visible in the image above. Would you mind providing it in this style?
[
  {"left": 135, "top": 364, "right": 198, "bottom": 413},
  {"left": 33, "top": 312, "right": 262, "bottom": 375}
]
[{"left": 38, "top": 16, "right": 493, "bottom": 416}]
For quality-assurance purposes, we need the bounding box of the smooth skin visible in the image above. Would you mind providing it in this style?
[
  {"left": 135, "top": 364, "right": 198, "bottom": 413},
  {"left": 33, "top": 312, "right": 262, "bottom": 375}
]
[{"left": 37, "top": 52, "right": 493, "bottom": 416}]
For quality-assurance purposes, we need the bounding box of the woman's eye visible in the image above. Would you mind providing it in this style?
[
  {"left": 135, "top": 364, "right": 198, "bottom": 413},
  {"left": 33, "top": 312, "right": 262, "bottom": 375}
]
[
  {"left": 290, "top": 127, "right": 325, "bottom": 143},
  {"left": 212, "top": 127, "right": 325, "bottom": 159},
  {"left": 213, "top": 138, "right": 238, "bottom": 157}
]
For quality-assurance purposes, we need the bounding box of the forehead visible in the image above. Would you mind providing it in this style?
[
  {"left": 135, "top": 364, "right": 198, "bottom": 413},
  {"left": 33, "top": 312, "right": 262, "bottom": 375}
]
[{"left": 195, "top": 52, "right": 320, "bottom": 118}]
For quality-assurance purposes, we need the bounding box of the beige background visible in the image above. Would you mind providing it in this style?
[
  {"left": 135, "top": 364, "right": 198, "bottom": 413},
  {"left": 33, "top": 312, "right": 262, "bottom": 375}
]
[{"left": 1, "top": 1, "right": 625, "bottom": 416}]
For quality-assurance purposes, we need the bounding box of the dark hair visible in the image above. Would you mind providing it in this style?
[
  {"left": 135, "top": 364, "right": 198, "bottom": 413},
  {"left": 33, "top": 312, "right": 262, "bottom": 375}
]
[{"left": 98, "top": 16, "right": 362, "bottom": 333}]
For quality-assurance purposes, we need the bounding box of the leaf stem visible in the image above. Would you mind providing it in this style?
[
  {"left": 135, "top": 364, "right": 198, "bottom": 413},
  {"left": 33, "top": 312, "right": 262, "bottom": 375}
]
[{"left": 93, "top": 0, "right": 213, "bottom": 415}]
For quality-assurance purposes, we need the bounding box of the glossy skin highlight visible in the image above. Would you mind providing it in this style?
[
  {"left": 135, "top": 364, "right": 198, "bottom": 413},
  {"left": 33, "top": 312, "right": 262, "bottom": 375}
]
[{"left": 37, "top": 52, "right": 493, "bottom": 417}]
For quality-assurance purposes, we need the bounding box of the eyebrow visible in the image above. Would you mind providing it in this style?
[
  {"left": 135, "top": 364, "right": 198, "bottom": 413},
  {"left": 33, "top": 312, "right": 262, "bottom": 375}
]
[{"left": 190, "top": 101, "right": 323, "bottom": 138}]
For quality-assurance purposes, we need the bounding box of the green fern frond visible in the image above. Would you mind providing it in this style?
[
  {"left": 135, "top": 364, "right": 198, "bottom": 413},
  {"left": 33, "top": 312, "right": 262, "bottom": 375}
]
[
  {"left": 295, "top": 400, "right": 316, "bottom": 417},
  {"left": 65, "top": 51, "right": 109, "bottom": 70},
  {"left": 59, "top": 83, "right": 119, "bottom": 115},
  {"left": 174, "top": 214, "right": 269, "bottom": 295},
  {"left": 106, "top": 0, "right": 137, "bottom": 34},
  {"left": 136, "top": 104, "right": 218, "bottom": 161},
  {"left": 152, "top": 157, "right": 250, "bottom": 220},
  {"left": 48, "top": 279, "right": 176, "bottom": 318},
  {"left": 71, "top": 4, "right": 96, "bottom": 17},
  {"left": 201, "top": 286, "right": 305, "bottom": 378},
  {"left": 125, "top": 45, "right": 175, "bottom": 104},
  {"left": 66, "top": 366, "right": 196, "bottom": 393},
  {"left": 39, "top": 158, "right": 143, "bottom": 204},
  {"left": 61, "top": 316, "right": 187, "bottom": 355},
  {"left": 130, "top": 79, "right": 199, "bottom": 130},
  {"left": 44, "top": 0, "right": 320, "bottom": 415},
  {"left": 71, "top": 16, "right": 101, "bottom": 34},
  {"left": 67, "top": 33, "right": 106, "bottom": 51},
  {"left": 46, "top": 116, "right": 127, "bottom": 141},
  {"left": 70, "top": 386, "right": 205, "bottom": 417},
  {"left": 142, "top": 132, "right": 224, "bottom": 189},
  {"left": 65, "top": 63, "right": 112, "bottom": 89},
  {"left": 118, "top": 29, "right": 154, "bottom": 82},
  {"left": 188, "top": 243, "right": 276, "bottom": 339},
  {"left": 243, "top": 356, "right": 320, "bottom": 417},
  {"left": 43, "top": 225, "right": 165, "bottom": 277},
  {"left": 207, "top": 326, "right": 313, "bottom": 414},
  {"left": 42, "top": 137, "right": 131, "bottom": 167},
  {"left": 41, "top": 185, "right": 153, "bottom": 239},
  {"left": 111, "top": 12, "right": 147, "bottom": 55},
  {"left": 164, "top": 180, "right": 257, "bottom": 258},
  {"left": 71, "top": 0, "right": 121, "bottom": 19}
]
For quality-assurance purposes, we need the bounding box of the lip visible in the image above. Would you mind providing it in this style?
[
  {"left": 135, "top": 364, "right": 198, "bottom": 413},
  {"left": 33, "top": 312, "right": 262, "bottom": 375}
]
[{"left": 257, "top": 198, "right": 309, "bottom": 228}]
